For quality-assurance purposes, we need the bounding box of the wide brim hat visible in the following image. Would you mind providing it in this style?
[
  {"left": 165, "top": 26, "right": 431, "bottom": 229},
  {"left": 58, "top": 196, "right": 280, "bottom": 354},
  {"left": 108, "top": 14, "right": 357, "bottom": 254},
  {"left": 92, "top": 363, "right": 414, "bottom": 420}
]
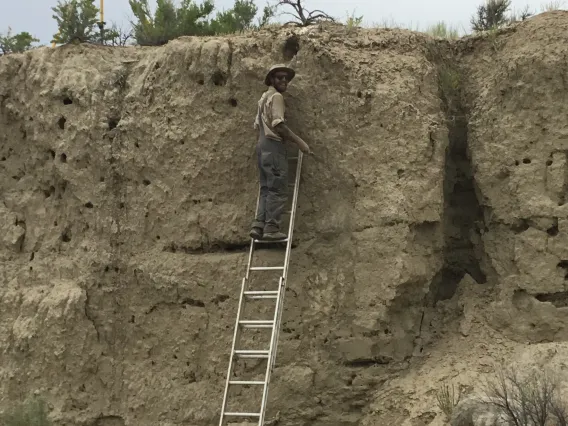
[{"left": 264, "top": 64, "right": 296, "bottom": 86}]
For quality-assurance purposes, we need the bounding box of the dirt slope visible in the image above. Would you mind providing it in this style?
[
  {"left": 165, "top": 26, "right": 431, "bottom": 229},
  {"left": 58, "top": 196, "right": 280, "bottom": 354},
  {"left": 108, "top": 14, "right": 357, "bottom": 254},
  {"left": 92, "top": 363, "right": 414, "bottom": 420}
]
[{"left": 1, "top": 11, "right": 568, "bottom": 426}]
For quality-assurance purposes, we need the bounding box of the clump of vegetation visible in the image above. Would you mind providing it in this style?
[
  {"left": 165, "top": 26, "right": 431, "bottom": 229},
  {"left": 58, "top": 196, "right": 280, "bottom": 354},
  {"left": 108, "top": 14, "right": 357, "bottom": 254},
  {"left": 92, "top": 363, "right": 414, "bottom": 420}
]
[
  {"left": 345, "top": 9, "right": 363, "bottom": 30},
  {"left": 128, "top": 0, "right": 270, "bottom": 46},
  {"left": 0, "top": 27, "right": 39, "bottom": 55},
  {"left": 0, "top": 397, "right": 52, "bottom": 426},
  {"left": 436, "top": 382, "right": 462, "bottom": 419},
  {"left": 425, "top": 21, "right": 461, "bottom": 39},
  {"left": 483, "top": 367, "right": 568, "bottom": 426},
  {"left": 471, "top": 0, "right": 532, "bottom": 32},
  {"left": 51, "top": 0, "right": 108, "bottom": 44}
]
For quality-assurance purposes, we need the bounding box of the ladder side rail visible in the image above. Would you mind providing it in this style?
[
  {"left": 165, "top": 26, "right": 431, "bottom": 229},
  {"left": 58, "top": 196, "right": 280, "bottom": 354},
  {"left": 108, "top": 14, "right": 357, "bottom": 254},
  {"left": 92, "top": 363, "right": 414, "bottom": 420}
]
[
  {"left": 283, "top": 151, "right": 303, "bottom": 280},
  {"left": 219, "top": 277, "right": 248, "bottom": 425},
  {"left": 258, "top": 277, "right": 285, "bottom": 426},
  {"left": 271, "top": 151, "right": 303, "bottom": 369}
]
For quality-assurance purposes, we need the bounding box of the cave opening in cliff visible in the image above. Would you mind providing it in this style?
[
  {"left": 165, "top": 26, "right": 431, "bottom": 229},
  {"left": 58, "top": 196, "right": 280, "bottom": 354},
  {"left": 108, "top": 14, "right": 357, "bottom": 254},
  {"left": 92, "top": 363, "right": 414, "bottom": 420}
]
[
  {"left": 429, "top": 68, "right": 488, "bottom": 303},
  {"left": 282, "top": 36, "right": 300, "bottom": 60}
]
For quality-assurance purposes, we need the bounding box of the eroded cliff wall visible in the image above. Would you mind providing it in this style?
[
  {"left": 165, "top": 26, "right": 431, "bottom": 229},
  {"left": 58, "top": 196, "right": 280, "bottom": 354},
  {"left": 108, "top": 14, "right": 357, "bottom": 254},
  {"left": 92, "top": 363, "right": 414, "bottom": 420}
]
[{"left": 1, "top": 11, "right": 568, "bottom": 426}]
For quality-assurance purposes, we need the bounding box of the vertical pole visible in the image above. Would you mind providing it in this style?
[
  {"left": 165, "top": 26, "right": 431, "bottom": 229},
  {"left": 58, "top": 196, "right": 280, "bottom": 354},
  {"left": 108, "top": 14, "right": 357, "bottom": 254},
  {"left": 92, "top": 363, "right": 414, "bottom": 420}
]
[{"left": 98, "top": 0, "right": 105, "bottom": 44}]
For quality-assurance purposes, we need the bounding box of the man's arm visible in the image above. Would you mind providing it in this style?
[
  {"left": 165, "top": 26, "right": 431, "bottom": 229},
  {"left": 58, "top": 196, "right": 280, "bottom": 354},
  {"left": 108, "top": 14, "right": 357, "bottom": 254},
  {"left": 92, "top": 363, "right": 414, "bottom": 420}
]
[
  {"left": 271, "top": 94, "right": 311, "bottom": 154},
  {"left": 274, "top": 123, "right": 310, "bottom": 153}
]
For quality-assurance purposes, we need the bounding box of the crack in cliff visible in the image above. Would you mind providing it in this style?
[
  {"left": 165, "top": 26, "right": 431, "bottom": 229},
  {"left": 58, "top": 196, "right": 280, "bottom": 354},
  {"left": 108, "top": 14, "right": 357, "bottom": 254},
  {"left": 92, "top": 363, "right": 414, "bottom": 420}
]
[
  {"left": 85, "top": 288, "right": 102, "bottom": 343},
  {"left": 145, "top": 297, "right": 206, "bottom": 315},
  {"left": 163, "top": 241, "right": 250, "bottom": 254},
  {"left": 427, "top": 51, "right": 488, "bottom": 305}
]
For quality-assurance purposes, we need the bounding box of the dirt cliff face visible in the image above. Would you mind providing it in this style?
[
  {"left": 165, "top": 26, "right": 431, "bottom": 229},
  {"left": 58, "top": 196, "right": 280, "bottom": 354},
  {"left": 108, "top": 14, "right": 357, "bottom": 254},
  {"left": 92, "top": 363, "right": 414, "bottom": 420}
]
[{"left": 1, "top": 11, "right": 568, "bottom": 426}]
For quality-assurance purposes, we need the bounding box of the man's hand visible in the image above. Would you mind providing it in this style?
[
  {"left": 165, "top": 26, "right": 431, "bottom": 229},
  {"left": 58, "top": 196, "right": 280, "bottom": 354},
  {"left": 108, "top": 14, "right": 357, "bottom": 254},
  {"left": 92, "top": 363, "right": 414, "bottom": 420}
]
[{"left": 300, "top": 141, "right": 312, "bottom": 155}]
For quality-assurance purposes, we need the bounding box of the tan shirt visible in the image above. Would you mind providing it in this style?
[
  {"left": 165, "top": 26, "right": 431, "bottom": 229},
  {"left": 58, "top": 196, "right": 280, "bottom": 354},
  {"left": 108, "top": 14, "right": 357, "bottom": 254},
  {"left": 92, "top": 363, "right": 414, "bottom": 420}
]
[{"left": 254, "top": 86, "right": 285, "bottom": 141}]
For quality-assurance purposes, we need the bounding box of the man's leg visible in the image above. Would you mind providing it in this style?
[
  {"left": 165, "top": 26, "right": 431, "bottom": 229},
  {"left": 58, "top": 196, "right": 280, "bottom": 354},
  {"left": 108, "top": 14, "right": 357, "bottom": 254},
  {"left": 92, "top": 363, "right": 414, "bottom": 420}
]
[
  {"left": 250, "top": 144, "right": 268, "bottom": 239},
  {"left": 262, "top": 148, "right": 288, "bottom": 240}
]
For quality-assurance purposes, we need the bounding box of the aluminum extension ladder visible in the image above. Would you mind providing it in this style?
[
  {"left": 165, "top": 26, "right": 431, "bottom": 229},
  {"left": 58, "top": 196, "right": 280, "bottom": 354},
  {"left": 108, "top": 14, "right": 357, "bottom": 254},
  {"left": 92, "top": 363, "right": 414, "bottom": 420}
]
[{"left": 218, "top": 151, "right": 304, "bottom": 425}]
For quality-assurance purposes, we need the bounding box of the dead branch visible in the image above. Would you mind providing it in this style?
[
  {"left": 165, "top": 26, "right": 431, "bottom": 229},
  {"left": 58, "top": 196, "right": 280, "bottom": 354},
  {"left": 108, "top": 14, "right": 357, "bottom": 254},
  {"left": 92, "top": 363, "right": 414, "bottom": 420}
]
[{"left": 273, "top": 0, "right": 334, "bottom": 26}]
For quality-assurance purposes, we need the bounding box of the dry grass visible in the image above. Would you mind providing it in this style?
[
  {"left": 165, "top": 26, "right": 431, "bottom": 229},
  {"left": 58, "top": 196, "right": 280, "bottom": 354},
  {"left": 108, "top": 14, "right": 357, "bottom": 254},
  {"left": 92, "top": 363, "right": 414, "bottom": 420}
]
[
  {"left": 436, "top": 383, "right": 462, "bottom": 419},
  {"left": 425, "top": 21, "right": 462, "bottom": 39},
  {"left": 541, "top": 0, "right": 566, "bottom": 11}
]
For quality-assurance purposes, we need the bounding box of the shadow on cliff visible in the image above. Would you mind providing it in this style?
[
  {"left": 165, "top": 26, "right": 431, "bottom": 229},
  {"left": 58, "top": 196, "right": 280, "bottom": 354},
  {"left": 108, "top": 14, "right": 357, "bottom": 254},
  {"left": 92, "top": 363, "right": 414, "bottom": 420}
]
[{"left": 427, "top": 49, "right": 491, "bottom": 305}]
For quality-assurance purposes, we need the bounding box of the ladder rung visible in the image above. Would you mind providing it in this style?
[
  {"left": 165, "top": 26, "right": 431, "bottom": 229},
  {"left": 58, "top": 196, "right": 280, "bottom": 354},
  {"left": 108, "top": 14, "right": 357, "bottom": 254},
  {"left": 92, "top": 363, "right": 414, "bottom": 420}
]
[
  {"left": 244, "top": 290, "right": 279, "bottom": 299},
  {"left": 224, "top": 412, "right": 261, "bottom": 417},
  {"left": 239, "top": 320, "right": 274, "bottom": 328},
  {"left": 234, "top": 350, "right": 269, "bottom": 358},
  {"left": 288, "top": 157, "right": 298, "bottom": 160},
  {"left": 249, "top": 266, "right": 284, "bottom": 271},
  {"left": 254, "top": 238, "right": 288, "bottom": 243},
  {"left": 229, "top": 380, "right": 266, "bottom": 385}
]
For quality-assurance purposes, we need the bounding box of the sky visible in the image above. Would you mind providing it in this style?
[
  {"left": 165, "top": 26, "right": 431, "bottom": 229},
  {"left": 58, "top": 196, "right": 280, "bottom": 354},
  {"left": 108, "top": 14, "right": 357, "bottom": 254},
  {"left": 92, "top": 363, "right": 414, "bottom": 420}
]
[{"left": 1, "top": 0, "right": 565, "bottom": 44}]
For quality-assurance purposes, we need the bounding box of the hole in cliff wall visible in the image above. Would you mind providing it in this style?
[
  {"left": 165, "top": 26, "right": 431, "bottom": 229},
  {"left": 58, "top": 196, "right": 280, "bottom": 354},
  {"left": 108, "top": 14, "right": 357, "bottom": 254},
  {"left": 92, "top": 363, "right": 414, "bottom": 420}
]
[
  {"left": 547, "top": 221, "right": 559, "bottom": 236},
  {"left": 229, "top": 98, "right": 238, "bottom": 107},
  {"left": 512, "top": 219, "right": 530, "bottom": 233},
  {"left": 282, "top": 35, "right": 300, "bottom": 60},
  {"left": 44, "top": 185, "right": 55, "bottom": 198},
  {"left": 211, "top": 71, "right": 227, "bottom": 86},
  {"left": 58, "top": 116, "right": 66, "bottom": 129},
  {"left": 60, "top": 153, "right": 67, "bottom": 163},
  {"left": 63, "top": 97, "right": 73, "bottom": 105},
  {"left": 558, "top": 261, "right": 568, "bottom": 279},
  {"left": 535, "top": 291, "right": 568, "bottom": 307},
  {"left": 61, "top": 228, "right": 72, "bottom": 242},
  {"left": 108, "top": 117, "right": 120, "bottom": 130},
  {"left": 429, "top": 67, "right": 488, "bottom": 304}
]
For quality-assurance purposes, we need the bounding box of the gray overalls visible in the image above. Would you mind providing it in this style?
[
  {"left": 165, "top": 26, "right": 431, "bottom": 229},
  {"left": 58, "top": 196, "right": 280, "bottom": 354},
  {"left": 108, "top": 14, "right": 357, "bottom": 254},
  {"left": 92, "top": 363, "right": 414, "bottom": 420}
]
[{"left": 251, "top": 99, "right": 288, "bottom": 234}]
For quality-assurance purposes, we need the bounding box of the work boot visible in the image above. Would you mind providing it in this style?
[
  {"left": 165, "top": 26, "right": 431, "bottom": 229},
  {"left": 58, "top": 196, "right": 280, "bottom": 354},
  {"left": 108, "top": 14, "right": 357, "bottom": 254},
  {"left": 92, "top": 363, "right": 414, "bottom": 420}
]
[
  {"left": 249, "top": 227, "right": 263, "bottom": 240},
  {"left": 262, "top": 231, "right": 287, "bottom": 241}
]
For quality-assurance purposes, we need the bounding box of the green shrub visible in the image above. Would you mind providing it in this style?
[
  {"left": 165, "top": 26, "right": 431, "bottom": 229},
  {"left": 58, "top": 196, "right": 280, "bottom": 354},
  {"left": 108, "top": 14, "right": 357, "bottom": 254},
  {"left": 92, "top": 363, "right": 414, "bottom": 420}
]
[
  {"left": 128, "top": 0, "right": 265, "bottom": 46},
  {"left": 51, "top": 0, "right": 101, "bottom": 44},
  {"left": 0, "top": 27, "right": 39, "bottom": 54},
  {"left": 471, "top": 0, "right": 510, "bottom": 31}
]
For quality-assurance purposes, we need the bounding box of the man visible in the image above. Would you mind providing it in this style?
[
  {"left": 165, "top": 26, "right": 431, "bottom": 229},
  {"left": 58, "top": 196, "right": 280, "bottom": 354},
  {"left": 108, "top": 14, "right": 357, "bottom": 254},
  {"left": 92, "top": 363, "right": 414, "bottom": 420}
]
[{"left": 249, "top": 64, "right": 311, "bottom": 241}]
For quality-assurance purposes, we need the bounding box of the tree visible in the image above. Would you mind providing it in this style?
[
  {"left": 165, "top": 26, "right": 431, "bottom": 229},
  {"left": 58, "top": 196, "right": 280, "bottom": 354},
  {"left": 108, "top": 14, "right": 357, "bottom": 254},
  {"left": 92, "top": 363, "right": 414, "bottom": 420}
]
[
  {"left": 0, "top": 27, "right": 39, "bottom": 54},
  {"left": 270, "top": 0, "right": 334, "bottom": 27},
  {"left": 129, "top": 0, "right": 262, "bottom": 46},
  {"left": 209, "top": 0, "right": 258, "bottom": 34},
  {"left": 175, "top": 0, "right": 215, "bottom": 37},
  {"left": 51, "top": 0, "right": 101, "bottom": 44},
  {"left": 129, "top": 0, "right": 214, "bottom": 45},
  {"left": 257, "top": 2, "right": 276, "bottom": 27}
]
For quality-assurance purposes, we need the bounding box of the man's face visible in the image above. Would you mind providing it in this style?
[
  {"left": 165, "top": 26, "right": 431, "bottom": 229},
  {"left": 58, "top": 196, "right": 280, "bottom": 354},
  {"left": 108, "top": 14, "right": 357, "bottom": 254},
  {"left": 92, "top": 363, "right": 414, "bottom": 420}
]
[{"left": 271, "top": 71, "right": 290, "bottom": 93}]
